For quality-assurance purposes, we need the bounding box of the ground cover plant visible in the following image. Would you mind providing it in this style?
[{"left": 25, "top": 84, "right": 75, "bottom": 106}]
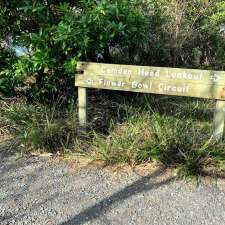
[
  {"left": 89, "top": 92, "right": 225, "bottom": 178},
  {"left": 1, "top": 93, "right": 225, "bottom": 179},
  {"left": 1, "top": 0, "right": 225, "bottom": 178}
]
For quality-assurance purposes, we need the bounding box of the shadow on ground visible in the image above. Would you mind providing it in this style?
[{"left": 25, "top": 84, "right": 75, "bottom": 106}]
[
  {"left": 0, "top": 144, "right": 224, "bottom": 225},
  {"left": 59, "top": 168, "right": 175, "bottom": 225},
  {"left": 0, "top": 146, "right": 174, "bottom": 225},
  {"left": 0, "top": 141, "right": 18, "bottom": 162}
]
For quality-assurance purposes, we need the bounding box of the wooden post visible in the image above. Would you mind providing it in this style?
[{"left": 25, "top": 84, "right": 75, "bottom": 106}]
[
  {"left": 78, "top": 87, "right": 87, "bottom": 132},
  {"left": 213, "top": 100, "right": 225, "bottom": 141}
]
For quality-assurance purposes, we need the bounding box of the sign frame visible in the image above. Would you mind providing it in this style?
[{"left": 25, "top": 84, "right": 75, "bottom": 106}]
[{"left": 75, "top": 62, "right": 225, "bottom": 140}]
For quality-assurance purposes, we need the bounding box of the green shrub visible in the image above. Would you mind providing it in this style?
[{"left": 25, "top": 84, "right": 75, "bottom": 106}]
[
  {"left": 0, "top": 0, "right": 150, "bottom": 100},
  {"left": 1, "top": 0, "right": 225, "bottom": 99},
  {"left": 1, "top": 1, "right": 225, "bottom": 179},
  {"left": 0, "top": 50, "right": 18, "bottom": 96}
]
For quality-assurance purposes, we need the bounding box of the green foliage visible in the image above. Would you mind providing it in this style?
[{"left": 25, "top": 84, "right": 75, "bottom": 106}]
[
  {"left": 1, "top": 1, "right": 225, "bottom": 179},
  {"left": 1, "top": 0, "right": 225, "bottom": 99},
  {"left": 155, "top": 0, "right": 225, "bottom": 68},
  {"left": 0, "top": 0, "right": 149, "bottom": 100},
  {"left": 0, "top": 50, "right": 17, "bottom": 96},
  {"left": 1, "top": 93, "right": 225, "bottom": 178},
  {"left": 90, "top": 93, "right": 225, "bottom": 178}
]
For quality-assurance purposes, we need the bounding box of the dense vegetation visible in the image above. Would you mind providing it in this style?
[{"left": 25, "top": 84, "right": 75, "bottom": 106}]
[{"left": 1, "top": 0, "right": 225, "bottom": 178}]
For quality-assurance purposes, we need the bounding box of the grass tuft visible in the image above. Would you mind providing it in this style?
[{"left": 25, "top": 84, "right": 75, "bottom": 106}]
[{"left": 0, "top": 99, "right": 79, "bottom": 153}]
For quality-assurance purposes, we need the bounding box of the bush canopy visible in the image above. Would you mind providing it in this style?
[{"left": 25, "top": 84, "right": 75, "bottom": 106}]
[{"left": 0, "top": 0, "right": 225, "bottom": 100}]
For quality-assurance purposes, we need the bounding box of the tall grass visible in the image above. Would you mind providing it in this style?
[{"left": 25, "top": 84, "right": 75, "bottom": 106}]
[
  {"left": 90, "top": 92, "right": 225, "bottom": 178},
  {"left": 1, "top": 92, "right": 224, "bottom": 178},
  {"left": 0, "top": 98, "right": 79, "bottom": 153}
]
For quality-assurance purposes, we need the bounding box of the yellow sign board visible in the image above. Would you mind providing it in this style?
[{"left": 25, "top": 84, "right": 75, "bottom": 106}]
[{"left": 76, "top": 62, "right": 225, "bottom": 100}]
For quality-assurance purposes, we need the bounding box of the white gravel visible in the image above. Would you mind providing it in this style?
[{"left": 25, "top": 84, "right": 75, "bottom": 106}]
[{"left": 0, "top": 149, "right": 225, "bottom": 225}]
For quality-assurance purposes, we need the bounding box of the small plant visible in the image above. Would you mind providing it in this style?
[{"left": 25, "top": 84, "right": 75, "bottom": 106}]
[{"left": 91, "top": 112, "right": 153, "bottom": 165}]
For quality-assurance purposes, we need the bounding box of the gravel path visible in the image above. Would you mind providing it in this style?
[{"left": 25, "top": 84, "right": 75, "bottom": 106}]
[{"left": 0, "top": 148, "right": 225, "bottom": 225}]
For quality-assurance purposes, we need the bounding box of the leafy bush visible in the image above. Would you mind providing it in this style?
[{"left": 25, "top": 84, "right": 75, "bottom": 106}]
[
  {"left": 0, "top": 0, "right": 150, "bottom": 100},
  {"left": 1, "top": 1, "right": 225, "bottom": 179},
  {"left": 0, "top": 50, "right": 17, "bottom": 96},
  {"left": 1, "top": 0, "right": 225, "bottom": 99}
]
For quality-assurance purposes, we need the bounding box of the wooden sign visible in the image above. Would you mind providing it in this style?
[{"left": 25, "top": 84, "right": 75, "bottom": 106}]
[
  {"left": 76, "top": 62, "right": 225, "bottom": 99},
  {"left": 75, "top": 62, "right": 225, "bottom": 140}
]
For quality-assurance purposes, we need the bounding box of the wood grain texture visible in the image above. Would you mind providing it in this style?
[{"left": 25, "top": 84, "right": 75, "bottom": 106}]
[
  {"left": 213, "top": 100, "right": 225, "bottom": 141},
  {"left": 75, "top": 62, "right": 225, "bottom": 100},
  {"left": 78, "top": 87, "right": 87, "bottom": 131}
]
